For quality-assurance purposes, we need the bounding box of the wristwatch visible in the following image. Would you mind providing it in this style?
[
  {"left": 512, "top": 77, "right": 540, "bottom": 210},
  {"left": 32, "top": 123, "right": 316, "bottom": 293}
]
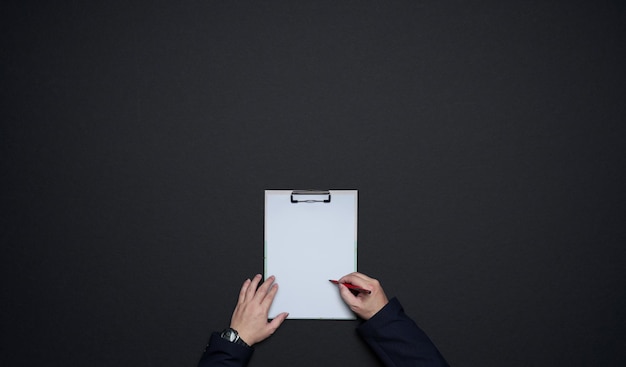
[{"left": 220, "top": 327, "right": 249, "bottom": 347}]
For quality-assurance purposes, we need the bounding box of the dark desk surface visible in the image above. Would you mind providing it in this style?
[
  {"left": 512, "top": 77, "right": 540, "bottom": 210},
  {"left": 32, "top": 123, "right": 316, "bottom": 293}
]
[{"left": 2, "top": 1, "right": 625, "bottom": 366}]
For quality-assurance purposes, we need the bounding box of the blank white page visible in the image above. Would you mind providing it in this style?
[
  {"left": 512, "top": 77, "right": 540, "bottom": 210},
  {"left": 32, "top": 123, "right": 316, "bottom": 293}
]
[{"left": 264, "top": 190, "right": 357, "bottom": 319}]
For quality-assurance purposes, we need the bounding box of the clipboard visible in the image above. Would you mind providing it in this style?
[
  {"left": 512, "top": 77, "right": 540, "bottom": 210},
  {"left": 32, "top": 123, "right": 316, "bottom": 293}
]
[{"left": 264, "top": 189, "right": 358, "bottom": 319}]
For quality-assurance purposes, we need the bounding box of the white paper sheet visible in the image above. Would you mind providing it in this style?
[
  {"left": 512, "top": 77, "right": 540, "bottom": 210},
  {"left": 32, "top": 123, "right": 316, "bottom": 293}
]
[{"left": 264, "top": 190, "right": 358, "bottom": 319}]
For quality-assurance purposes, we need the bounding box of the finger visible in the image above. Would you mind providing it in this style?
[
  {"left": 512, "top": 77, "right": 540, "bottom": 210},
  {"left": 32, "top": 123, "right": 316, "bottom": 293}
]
[
  {"left": 338, "top": 273, "right": 369, "bottom": 287},
  {"left": 338, "top": 272, "right": 364, "bottom": 282},
  {"left": 350, "top": 272, "right": 373, "bottom": 282},
  {"left": 337, "top": 273, "right": 355, "bottom": 284},
  {"left": 238, "top": 278, "right": 252, "bottom": 304},
  {"left": 255, "top": 275, "right": 275, "bottom": 301},
  {"left": 261, "top": 282, "right": 279, "bottom": 308},
  {"left": 246, "top": 274, "right": 262, "bottom": 300}
]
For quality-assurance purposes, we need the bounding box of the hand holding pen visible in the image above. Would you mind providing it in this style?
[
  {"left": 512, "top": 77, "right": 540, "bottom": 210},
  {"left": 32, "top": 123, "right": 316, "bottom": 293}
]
[{"left": 334, "top": 272, "right": 389, "bottom": 320}]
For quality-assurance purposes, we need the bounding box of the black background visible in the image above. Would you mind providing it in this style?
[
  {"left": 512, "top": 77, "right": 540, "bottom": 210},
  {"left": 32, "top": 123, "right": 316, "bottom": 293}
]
[{"left": 2, "top": 1, "right": 625, "bottom": 366}]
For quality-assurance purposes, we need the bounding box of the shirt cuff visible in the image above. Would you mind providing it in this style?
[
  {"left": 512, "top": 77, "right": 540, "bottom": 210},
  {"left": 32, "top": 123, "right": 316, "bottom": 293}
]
[
  {"left": 198, "top": 332, "right": 254, "bottom": 366},
  {"left": 357, "top": 297, "right": 403, "bottom": 337}
]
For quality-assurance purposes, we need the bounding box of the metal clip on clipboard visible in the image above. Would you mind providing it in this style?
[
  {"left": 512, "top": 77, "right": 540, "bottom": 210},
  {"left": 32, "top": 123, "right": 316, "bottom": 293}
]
[{"left": 290, "top": 190, "right": 331, "bottom": 203}]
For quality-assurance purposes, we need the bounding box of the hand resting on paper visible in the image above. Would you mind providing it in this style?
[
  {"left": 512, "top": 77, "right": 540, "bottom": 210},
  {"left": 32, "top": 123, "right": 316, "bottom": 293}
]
[
  {"left": 337, "top": 272, "right": 389, "bottom": 320},
  {"left": 197, "top": 274, "right": 288, "bottom": 367},
  {"left": 230, "top": 274, "right": 289, "bottom": 346}
]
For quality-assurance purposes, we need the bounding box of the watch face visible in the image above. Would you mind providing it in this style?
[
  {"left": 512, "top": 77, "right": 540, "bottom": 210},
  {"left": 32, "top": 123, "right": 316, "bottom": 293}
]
[{"left": 222, "top": 328, "right": 237, "bottom": 342}]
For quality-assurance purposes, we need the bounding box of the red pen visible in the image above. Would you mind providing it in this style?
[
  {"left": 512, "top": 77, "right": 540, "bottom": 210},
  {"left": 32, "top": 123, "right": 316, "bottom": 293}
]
[{"left": 329, "top": 280, "right": 372, "bottom": 294}]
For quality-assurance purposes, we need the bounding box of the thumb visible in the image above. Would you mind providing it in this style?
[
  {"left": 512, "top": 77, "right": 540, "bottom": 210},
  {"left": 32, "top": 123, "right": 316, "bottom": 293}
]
[
  {"left": 338, "top": 283, "right": 358, "bottom": 305},
  {"left": 267, "top": 312, "right": 289, "bottom": 333}
]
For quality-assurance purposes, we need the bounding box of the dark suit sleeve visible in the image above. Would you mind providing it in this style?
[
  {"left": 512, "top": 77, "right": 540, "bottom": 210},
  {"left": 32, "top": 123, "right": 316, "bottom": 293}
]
[
  {"left": 357, "top": 297, "right": 449, "bottom": 367},
  {"left": 197, "top": 332, "right": 254, "bottom": 367}
]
